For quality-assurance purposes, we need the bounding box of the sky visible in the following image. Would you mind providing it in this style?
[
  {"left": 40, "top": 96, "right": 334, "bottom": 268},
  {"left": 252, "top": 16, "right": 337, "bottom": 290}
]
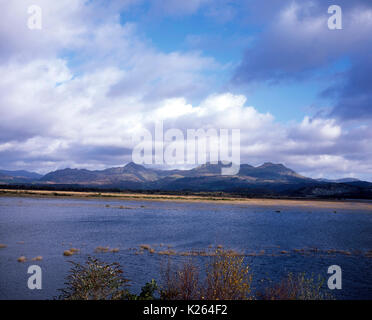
[{"left": 0, "top": 0, "right": 372, "bottom": 180}]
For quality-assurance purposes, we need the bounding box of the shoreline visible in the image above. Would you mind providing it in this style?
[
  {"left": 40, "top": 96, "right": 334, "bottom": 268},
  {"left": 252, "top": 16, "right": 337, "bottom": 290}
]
[{"left": 1, "top": 188, "right": 372, "bottom": 210}]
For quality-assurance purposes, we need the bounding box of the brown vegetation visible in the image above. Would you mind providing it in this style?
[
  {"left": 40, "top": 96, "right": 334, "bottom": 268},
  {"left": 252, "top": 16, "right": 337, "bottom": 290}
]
[
  {"left": 32, "top": 256, "right": 43, "bottom": 261},
  {"left": 160, "top": 248, "right": 252, "bottom": 300},
  {"left": 57, "top": 248, "right": 333, "bottom": 300},
  {"left": 95, "top": 246, "right": 110, "bottom": 253},
  {"left": 63, "top": 250, "right": 74, "bottom": 256},
  {"left": 1, "top": 188, "right": 371, "bottom": 211},
  {"left": 256, "top": 273, "right": 333, "bottom": 300},
  {"left": 17, "top": 256, "right": 27, "bottom": 263}
]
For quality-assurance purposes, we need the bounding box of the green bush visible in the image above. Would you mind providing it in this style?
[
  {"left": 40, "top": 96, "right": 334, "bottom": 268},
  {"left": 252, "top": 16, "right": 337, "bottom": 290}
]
[
  {"left": 59, "top": 256, "right": 159, "bottom": 300},
  {"left": 59, "top": 257, "right": 131, "bottom": 300}
]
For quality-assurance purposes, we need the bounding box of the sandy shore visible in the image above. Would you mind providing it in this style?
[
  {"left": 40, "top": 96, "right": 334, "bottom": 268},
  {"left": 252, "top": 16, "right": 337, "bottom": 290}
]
[{"left": 1, "top": 188, "right": 372, "bottom": 211}]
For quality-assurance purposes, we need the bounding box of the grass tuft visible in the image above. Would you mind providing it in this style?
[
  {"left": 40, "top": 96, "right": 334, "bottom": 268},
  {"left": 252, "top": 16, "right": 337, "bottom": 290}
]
[{"left": 17, "top": 256, "right": 27, "bottom": 263}]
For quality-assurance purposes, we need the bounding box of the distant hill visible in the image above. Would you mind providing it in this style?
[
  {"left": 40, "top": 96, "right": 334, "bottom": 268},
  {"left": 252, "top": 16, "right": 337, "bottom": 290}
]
[
  {"left": 0, "top": 170, "right": 42, "bottom": 183},
  {"left": 40, "top": 162, "right": 160, "bottom": 186},
  {"left": 1, "top": 162, "right": 372, "bottom": 199}
]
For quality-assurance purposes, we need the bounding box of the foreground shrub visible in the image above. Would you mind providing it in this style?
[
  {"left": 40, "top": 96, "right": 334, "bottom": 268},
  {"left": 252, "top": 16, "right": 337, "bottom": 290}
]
[
  {"left": 161, "top": 259, "right": 201, "bottom": 300},
  {"left": 59, "top": 257, "right": 131, "bottom": 300},
  {"left": 127, "top": 279, "right": 158, "bottom": 300},
  {"left": 59, "top": 257, "right": 158, "bottom": 300},
  {"left": 257, "top": 272, "right": 333, "bottom": 300},
  {"left": 203, "top": 248, "right": 252, "bottom": 300},
  {"left": 58, "top": 253, "right": 332, "bottom": 300},
  {"left": 160, "top": 248, "right": 253, "bottom": 300}
]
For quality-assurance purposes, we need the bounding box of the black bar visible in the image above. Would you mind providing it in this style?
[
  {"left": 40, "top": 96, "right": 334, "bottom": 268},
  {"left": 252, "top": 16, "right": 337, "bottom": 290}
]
[{"left": 1, "top": 300, "right": 371, "bottom": 319}]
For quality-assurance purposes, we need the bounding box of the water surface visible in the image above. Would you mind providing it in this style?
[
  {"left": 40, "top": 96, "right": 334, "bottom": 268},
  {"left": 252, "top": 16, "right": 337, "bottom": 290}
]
[{"left": 0, "top": 196, "right": 371, "bottom": 299}]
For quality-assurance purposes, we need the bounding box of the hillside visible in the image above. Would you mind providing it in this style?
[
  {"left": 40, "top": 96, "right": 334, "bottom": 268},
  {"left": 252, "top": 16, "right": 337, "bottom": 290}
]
[{"left": 1, "top": 162, "right": 371, "bottom": 199}]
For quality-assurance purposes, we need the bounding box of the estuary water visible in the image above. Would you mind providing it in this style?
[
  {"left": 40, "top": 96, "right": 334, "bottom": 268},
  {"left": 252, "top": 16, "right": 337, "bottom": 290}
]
[{"left": 0, "top": 196, "right": 371, "bottom": 300}]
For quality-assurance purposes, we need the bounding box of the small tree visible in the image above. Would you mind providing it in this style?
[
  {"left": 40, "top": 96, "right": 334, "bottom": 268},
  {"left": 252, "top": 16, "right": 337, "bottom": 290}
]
[
  {"left": 204, "top": 249, "right": 252, "bottom": 300},
  {"left": 59, "top": 257, "right": 131, "bottom": 300}
]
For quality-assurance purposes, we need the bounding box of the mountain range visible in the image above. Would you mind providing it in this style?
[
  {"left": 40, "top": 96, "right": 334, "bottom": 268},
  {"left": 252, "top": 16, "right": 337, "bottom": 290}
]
[{"left": 1, "top": 162, "right": 371, "bottom": 199}]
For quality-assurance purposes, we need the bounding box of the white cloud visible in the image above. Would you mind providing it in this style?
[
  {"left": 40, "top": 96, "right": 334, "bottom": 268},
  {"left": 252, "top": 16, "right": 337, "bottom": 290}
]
[
  {"left": 0, "top": 0, "right": 371, "bottom": 181},
  {"left": 293, "top": 117, "right": 341, "bottom": 140}
]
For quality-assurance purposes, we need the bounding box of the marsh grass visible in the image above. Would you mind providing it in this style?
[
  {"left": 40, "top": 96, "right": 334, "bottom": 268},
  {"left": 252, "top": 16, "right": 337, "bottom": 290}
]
[
  {"left": 63, "top": 250, "right": 73, "bottom": 256},
  {"left": 140, "top": 244, "right": 152, "bottom": 251},
  {"left": 31, "top": 256, "right": 43, "bottom": 261},
  {"left": 158, "top": 249, "right": 176, "bottom": 255},
  {"left": 95, "top": 246, "right": 110, "bottom": 253},
  {"left": 17, "top": 256, "right": 27, "bottom": 262}
]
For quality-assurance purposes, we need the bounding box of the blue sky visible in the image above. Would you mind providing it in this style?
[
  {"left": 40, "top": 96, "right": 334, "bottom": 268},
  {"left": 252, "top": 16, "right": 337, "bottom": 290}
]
[
  {"left": 0, "top": 0, "right": 371, "bottom": 180},
  {"left": 118, "top": 2, "right": 352, "bottom": 122}
]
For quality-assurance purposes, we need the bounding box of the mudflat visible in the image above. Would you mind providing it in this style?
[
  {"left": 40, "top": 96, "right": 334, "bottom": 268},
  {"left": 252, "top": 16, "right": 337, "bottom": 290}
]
[{"left": 1, "top": 188, "right": 371, "bottom": 211}]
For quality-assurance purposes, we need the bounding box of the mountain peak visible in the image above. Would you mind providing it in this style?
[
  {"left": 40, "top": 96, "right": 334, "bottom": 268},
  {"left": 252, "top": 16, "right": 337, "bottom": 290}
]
[
  {"left": 257, "top": 162, "right": 295, "bottom": 173},
  {"left": 198, "top": 161, "right": 226, "bottom": 168},
  {"left": 193, "top": 161, "right": 232, "bottom": 174},
  {"left": 125, "top": 162, "right": 146, "bottom": 170},
  {"left": 254, "top": 162, "right": 306, "bottom": 180},
  {"left": 259, "top": 162, "right": 286, "bottom": 169}
]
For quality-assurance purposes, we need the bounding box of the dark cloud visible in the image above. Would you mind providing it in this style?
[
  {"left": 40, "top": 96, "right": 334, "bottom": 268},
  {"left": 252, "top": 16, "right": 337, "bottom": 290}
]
[
  {"left": 327, "top": 55, "right": 372, "bottom": 120},
  {"left": 233, "top": 0, "right": 372, "bottom": 120},
  {"left": 0, "top": 144, "right": 134, "bottom": 173},
  {"left": 68, "top": 144, "right": 133, "bottom": 164}
]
